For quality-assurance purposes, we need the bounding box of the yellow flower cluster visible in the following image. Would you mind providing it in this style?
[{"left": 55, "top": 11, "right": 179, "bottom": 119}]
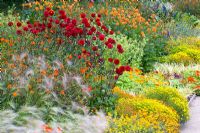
[
  {"left": 115, "top": 98, "right": 180, "bottom": 133},
  {"left": 144, "top": 87, "right": 189, "bottom": 123},
  {"left": 113, "top": 86, "right": 136, "bottom": 99},
  {"left": 108, "top": 110, "right": 178, "bottom": 133}
]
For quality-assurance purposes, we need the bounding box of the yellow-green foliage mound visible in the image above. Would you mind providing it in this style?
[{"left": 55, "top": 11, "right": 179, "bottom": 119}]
[
  {"left": 162, "top": 37, "right": 200, "bottom": 64},
  {"left": 114, "top": 98, "right": 180, "bottom": 133},
  {"left": 144, "top": 87, "right": 189, "bottom": 123}
]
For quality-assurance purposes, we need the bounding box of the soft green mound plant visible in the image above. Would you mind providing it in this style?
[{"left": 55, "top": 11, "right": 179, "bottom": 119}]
[
  {"left": 115, "top": 97, "right": 180, "bottom": 133},
  {"left": 162, "top": 37, "right": 200, "bottom": 64},
  {"left": 104, "top": 34, "right": 146, "bottom": 68},
  {"left": 144, "top": 87, "right": 189, "bottom": 123},
  {"left": 116, "top": 70, "right": 167, "bottom": 95}
]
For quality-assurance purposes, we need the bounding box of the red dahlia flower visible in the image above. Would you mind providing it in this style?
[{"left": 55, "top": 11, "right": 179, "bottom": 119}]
[
  {"left": 8, "top": 22, "right": 13, "bottom": 26},
  {"left": 78, "top": 39, "right": 85, "bottom": 46},
  {"left": 59, "top": 10, "right": 66, "bottom": 15},
  {"left": 91, "top": 13, "right": 96, "bottom": 18},
  {"left": 125, "top": 66, "right": 131, "bottom": 71},
  {"left": 92, "top": 46, "right": 98, "bottom": 51},
  {"left": 107, "top": 43, "right": 113, "bottom": 49},
  {"left": 16, "top": 30, "right": 22, "bottom": 35},
  {"left": 80, "top": 13, "right": 86, "bottom": 18},
  {"left": 98, "top": 14, "right": 101, "bottom": 18},
  {"left": 23, "top": 26, "right": 28, "bottom": 31},
  {"left": 108, "top": 58, "right": 113, "bottom": 62},
  {"left": 46, "top": 7, "right": 51, "bottom": 11},
  {"left": 114, "top": 59, "right": 120, "bottom": 65},
  {"left": 109, "top": 30, "right": 114, "bottom": 35},
  {"left": 116, "top": 68, "right": 123, "bottom": 75},
  {"left": 16, "top": 22, "right": 22, "bottom": 27},
  {"left": 55, "top": 19, "right": 60, "bottom": 24},
  {"left": 98, "top": 34, "right": 105, "bottom": 41},
  {"left": 44, "top": 11, "right": 49, "bottom": 17},
  {"left": 92, "top": 36, "right": 97, "bottom": 40},
  {"left": 49, "top": 10, "right": 54, "bottom": 16}
]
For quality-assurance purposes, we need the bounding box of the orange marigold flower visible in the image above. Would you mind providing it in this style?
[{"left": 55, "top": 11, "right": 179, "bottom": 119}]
[
  {"left": 68, "top": 54, "right": 73, "bottom": 60},
  {"left": 12, "top": 92, "right": 18, "bottom": 97},
  {"left": 188, "top": 76, "right": 195, "bottom": 83},
  {"left": 40, "top": 70, "right": 47, "bottom": 76},
  {"left": 88, "top": 2, "right": 94, "bottom": 8},
  {"left": 80, "top": 67, "right": 88, "bottom": 74},
  {"left": 31, "top": 41, "right": 36, "bottom": 45},
  {"left": 43, "top": 124, "right": 53, "bottom": 132},
  {"left": 152, "top": 27, "right": 157, "bottom": 32},
  {"left": 9, "top": 43, "right": 13, "bottom": 47},
  {"left": 53, "top": 69, "right": 59, "bottom": 77},
  {"left": 60, "top": 90, "right": 65, "bottom": 95},
  {"left": 140, "top": 31, "right": 145, "bottom": 38},
  {"left": 196, "top": 70, "right": 200, "bottom": 77},
  {"left": 194, "top": 85, "right": 200, "bottom": 90}
]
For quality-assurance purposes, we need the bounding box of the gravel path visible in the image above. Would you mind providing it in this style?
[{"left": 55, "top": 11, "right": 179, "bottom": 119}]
[{"left": 181, "top": 97, "right": 200, "bottom": 133}]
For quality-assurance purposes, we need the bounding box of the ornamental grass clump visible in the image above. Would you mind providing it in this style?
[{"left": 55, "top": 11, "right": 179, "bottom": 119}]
[
  {"left": 1, "top": 53, "right": 88, "bottom": 110},
  {"left": 115, "top": 97, "right": 180, "bottom": 133},
  {"left": 144, "top": 87, "right": 189, "bottom": 123}
]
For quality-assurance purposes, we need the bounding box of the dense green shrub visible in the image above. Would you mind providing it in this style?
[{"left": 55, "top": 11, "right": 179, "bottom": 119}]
[{"left": 144, "top": 87, "right": 189, "bottom": 123}]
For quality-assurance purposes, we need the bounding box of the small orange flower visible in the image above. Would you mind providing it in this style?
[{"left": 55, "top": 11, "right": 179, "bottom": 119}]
[
  {"left": 140, "top": 31, "right": 145, "bottom": 38},
  {"left": 43, "top": 124, "right": 53, "bottom": 132},
  {"left": 53, "top": 69, "right": 59, "bottom": 77},
  {"left": 152, "top": 27, "right": 157, "bottom": 32},
  {"left": 68, "top": 54, "right": 73, "bottom": 60},
  {"left": 9, "top": 43, "right": 13, "bottom": 47},
  {"left": 31, "top": 41, "right": 36, "bottom": 45},
  {"left": 88, "top": 2, "right": 94, "bottom": 8},
  {"left": 40, "top": 70, "right": 47, "bottom": 76},
  {"left": 196, "top": 70, "right": 200, "bottom": 77},
  {"left": 88, "top": 86, "right": 92, "bottom": 92},
  {"left": 60, "top": 90, "right": 65, "bottom": 95},
  {"left": 40, "top": 41, "right": 44, "bottom": 45},
  {"left": 194, "top": 85, "right": 200, "bottom": 90},
  {"left": 188, "top": 76, "right": 195, "bottom": 83},
  {"left": 12, "top": 92, "right": 18, "bottom": 97},
  {"left": 80, "top": 67, "right": 88, "bottom": 74},
  {"left": 134, "top": 68, "right": 142, "bottom": 75}
]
